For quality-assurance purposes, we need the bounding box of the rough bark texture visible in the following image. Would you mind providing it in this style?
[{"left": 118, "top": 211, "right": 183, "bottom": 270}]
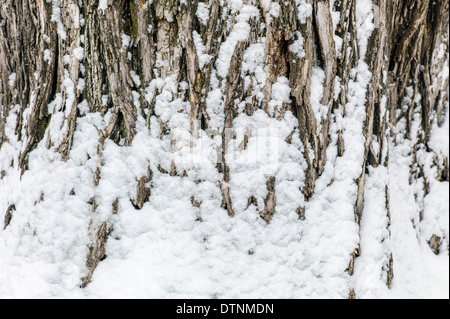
[{"left": 0, "top": 0, "right": 448, "bottom": 297}]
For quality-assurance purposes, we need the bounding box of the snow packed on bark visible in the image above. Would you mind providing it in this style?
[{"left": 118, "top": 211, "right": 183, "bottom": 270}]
[{"left": 0, "top": 0, "right": 448, "bottom": 298}]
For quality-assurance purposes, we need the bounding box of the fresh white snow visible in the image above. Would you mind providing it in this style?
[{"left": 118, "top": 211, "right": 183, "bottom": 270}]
[{"left": 0, "top": 0, "right": 448, "bottom": 299}]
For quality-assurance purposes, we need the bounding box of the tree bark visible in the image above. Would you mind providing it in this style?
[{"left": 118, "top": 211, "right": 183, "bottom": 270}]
[{"left": 0, "top": 0, "right": 448, "bottom": 296}]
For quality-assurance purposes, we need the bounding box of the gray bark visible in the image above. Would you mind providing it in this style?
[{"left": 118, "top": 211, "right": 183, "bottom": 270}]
[{"left": 0, "top": 0, "right": 448, "bottom": 294}]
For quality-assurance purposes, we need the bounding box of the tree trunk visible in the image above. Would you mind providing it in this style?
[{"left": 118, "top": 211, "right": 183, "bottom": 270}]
[{"left": 0, "top": 0, "right": 448, "bottom": 298}]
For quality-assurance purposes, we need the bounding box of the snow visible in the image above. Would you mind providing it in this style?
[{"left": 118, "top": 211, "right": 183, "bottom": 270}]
[
  {"left": 355, "top": 0, "right": 375, "bottom": 58},
  {"left": 215, "top": 5, "right": 259, "bottom": 79},
  {"left": 310, "top": 67, "right": 326, "bottom": 133},
  {"left": 8, "top": 73, "right": 16, "bottom": 88},
  {"left": 354, "top": 165, "right": 392, "bottom": 298},
  {"left": 267, "top": 77, "right": 291, "bottom": 116},
  {"left": 73, "top": 47, "right": 84, "bottom": 61},
  {"left": 0, "top": 0, "right": 448, "bottom": 300},
  {"left": 98, "top": 0, "right": 108, "bottom": 12},
  {"left": 196, "top": 2, "right": 210, "bottom": 26},
  {"left": 269, "top": 2, "right": 280, "bottom": 19},
  {"left": 50, "top": 0, "right": 67, "bottom": 40},
  {"left": 295, "top": 0, "right": 312, "bottom": 24},
  {"left": 130, "top": 71, "right": 141, "bottom": 87},
  {"left": 289, "top": 31, "right": 306, "bottom": 58},
  {"left": 192, "top": 31, "right": 213, "bottom": 69},
  {"left": 387, "top": 135, "right": 448, "bottom": 298},
  {"left": 429, "top": 100, "right": 449, "bottom": 159},
  {"left": 121, "top": 34, "right": 131, "bottom": 48},
  {"left": 44, "top": 49, "right": 52, "bottom": 63}
]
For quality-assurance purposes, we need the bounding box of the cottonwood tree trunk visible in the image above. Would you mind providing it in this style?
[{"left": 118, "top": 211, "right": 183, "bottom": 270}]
[{"left": 0, "top": 0, "right": 448, "bottom": 297}]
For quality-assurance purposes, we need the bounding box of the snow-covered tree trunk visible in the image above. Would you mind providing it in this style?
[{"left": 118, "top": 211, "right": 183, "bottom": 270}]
[{"left": 0, "top": 0, "right": 448, "bottom": 298}]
